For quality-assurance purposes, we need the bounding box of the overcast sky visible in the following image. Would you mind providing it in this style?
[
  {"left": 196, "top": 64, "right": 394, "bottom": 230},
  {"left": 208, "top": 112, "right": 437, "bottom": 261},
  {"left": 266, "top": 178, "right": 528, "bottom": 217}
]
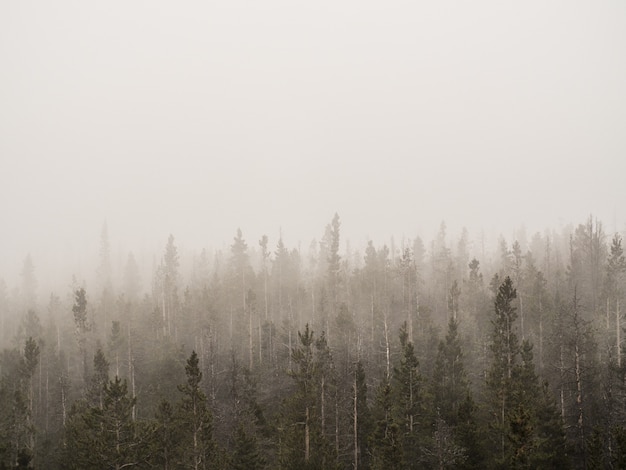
[{"left": 1, "top": 1, "right": 625, "bottom": 288}]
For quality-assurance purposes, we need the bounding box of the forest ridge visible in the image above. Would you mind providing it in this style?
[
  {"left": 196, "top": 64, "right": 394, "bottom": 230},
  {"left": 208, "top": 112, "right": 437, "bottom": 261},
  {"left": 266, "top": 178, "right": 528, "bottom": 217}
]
[{"left": 1, "top": 214, "right": 625, "bottom": 469}]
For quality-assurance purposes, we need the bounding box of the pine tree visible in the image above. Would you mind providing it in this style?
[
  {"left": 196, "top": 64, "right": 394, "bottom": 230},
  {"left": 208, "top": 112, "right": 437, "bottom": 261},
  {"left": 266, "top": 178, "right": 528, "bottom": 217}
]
[
  {"left": 432, "top": 316, "right": 468, "bottom": 426},
  {"left": 178, "top": 350, "right": 214, "bottom": 470},
  {"left": 393, "top": 322, "right": 424, "bottom": 469},
  {"left": 455, "top": 393, "right": 485, "bottom": 470},
  {"left": 150, "top": 399, "right": 182, "bottom": 470},
  {"left": 231, "top": 423, "right": 266, "bottom": 470},
  {"left": 486, "top": 276, "right": 519, "bottom": 467},
  {"left": 72, "top": 287, "right": 90, "bottom": 382},
  {"left": 368, "top": 378, "right": 401, "bottom": 470},
  {"left": 282, "top": 324, "right": 330, "bottom": 468},
  {"left": 352, "top": 360, "right": 371, "bottom": 470},
  {"left": 64, "top": 375, "right": 140, "bottom": 470}
]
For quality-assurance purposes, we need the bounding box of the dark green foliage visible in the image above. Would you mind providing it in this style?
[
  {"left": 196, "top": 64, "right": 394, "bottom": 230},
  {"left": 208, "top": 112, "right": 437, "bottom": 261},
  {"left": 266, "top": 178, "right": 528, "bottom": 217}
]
[
  {"left": 486, "top": 278, "right": 569, "bottom": 469},
  {"left": 433, "top": 316, "right": 468, "bottom": 426},
  {"left": 532, "top": 383, "right": 569, "bottom": 469},
  {"left": 281, "top": 325, "right": 336, "bottom": 469},
  {"left": 231, "top": 423, "right": 266, "bottom": 470},
  {"left": 455, "top": 393, "right": 486, "bottom": 470},
  {"left": 178, "top": 350, "right": 215, "bottom": 470},
  {"left": 150, "top": 399, "right": 181, "bottom": 469},
  {"left": 393, "top": 322, "right": 424, "bottom": 469},
  {"left": 64, "top": 376, "right": 141, "bottom": 470},
  {"left": 611, "top": 426, "right": 626, "bottom": 469},
  {"left": 369, "top": 378, "right": 401, "bottom": 470},
  {"left": 586, "top": 427, "right": 604, "bottom": 470}
]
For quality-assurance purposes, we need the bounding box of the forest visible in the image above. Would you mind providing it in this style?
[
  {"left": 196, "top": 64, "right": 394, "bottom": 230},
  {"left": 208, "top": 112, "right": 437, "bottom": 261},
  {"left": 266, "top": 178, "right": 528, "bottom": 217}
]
[{"left": 1, "top": 214, "right": 625, "bottom": 469}]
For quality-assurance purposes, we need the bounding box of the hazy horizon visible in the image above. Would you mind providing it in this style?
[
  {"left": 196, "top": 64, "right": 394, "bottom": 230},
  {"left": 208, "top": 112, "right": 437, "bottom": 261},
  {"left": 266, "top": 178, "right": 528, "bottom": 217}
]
[{"left": 2, "top": 1, "right": 625, "bottom": 293}]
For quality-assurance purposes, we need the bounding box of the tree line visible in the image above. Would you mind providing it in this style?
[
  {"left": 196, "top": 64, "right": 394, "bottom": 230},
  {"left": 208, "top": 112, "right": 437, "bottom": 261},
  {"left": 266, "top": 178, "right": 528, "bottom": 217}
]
[{"left": 0, "top": 214, "right": 625, "bottom": 469}]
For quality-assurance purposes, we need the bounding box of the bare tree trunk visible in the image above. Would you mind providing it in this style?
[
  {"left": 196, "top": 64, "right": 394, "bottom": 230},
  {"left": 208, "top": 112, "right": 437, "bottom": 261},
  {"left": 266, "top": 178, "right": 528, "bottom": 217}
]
[
  {"left": 249, "top": 305, "right": 253, "bottom": 370},
  {"left": 575, "top": 337, "right": 584, "bottom": 458},
  {"left": 305, "top": 406, "right": 310, "bottom": 463},
  {"left": 384, "top": 311, "right": 391, "bottom": 380},
  {"left": 354, "top": 371, "right": 358, "bottom": 470},
  {"left": 335, "top": 393, "right": 340, "bottom": 460},
  {"left": 161, "top": 288, "right": 167, "bottom": 338},
  {"left": 539, "top": 296, "right": 544, "bottom": 372},
  {"left": 61, "top": 377, "right": 67, "bottom": 427},
  {"left": 128, "top": 322, "right": 136, "bottom": 421},
  {"left": 370, "top": 294, "right": 375, "bottom": 346},
  {"left": 559, "top": 341, "right": 565, "bottom": 419},
  {"left": 258, "top": 312, "right": 263, "bottom": 366},
  {"left": 517, "top": 292, "right": 526, "bottom": 341},
  {"left": 321, "top": 375, "right": 326, "bottom": 435},
  {"left": 617, "top": 299, "right": 622, "bottom": 368}
]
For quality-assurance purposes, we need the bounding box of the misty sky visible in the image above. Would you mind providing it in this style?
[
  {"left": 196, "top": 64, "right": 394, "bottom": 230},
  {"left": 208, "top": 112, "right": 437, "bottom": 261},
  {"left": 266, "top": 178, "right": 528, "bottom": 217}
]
[{"left": 1, "top": 1, "right": 626, "bottom": 286}]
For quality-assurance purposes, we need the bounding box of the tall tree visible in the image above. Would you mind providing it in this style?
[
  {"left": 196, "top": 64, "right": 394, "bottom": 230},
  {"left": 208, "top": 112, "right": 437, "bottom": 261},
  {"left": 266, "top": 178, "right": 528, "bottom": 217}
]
[
  {"left": 605, "top": 234, "right": 626, "bottom": 366},
  {"left": 432, "top": 315, "right": 468, "bottom": 426},
  {"left": 486, "top": 276, "right": 519, "bottom": 466},
  {"left": 72, "top": 287, "right": 90, "bottom": 382},
  {"left": 393, "top": 322, "right": 424, "bottom": 469},
  {"left": 326, "top": 213, "right": 341, "bottom": 339},
  {"left": 178, "top": 350, "right": 214, "bottom": 470},
  {"left": 64, "top": 376, "right": 141, "bottom": 470},
  {"left": 369, "top": 378, "right": 401, "bottom": 470}
]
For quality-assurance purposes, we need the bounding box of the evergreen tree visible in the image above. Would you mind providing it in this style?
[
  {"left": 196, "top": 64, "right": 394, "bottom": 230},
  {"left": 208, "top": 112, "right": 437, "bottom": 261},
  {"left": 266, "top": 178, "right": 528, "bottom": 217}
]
[
  {"left": 282, "top": 324, "right": 335, "bottom": 469},
  {"left": 352, "top": 360, "right": 371, "bottom": 470},
  {"left": 150, "top": 399, "right": 182, "bottom": 470},
  {"left": 64, "top": 376, "right": 140, "bottom": 469},
  {"left": 231, "top": 423, "right": 266, "bottom": 470},
  {"left": 393, "top": 322, "right": 424, "bottom": 469},
  {"left": 486, "top": 276, "right": 519, "bottom": 468},
  {"left": 72, "top": 287, "right": 90, "bottom": 381},
  {"left": 455, "top": 393, "right": 485, "bottom": 470},
  {"left": 432, "top": 315, "right": 468, "bottom": 426},
  {"left": 368, "top": 378, "right": 401, "bottom": 470},
  {"left": 178, "top": 350, "right": 214, "bottom": 470}
]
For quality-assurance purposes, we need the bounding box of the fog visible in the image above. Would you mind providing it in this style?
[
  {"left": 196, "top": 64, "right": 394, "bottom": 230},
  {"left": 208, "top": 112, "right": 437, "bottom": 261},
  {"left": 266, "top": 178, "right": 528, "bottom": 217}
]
[{"left": 1, "top": 1, "right": 625, "bottom": 294}]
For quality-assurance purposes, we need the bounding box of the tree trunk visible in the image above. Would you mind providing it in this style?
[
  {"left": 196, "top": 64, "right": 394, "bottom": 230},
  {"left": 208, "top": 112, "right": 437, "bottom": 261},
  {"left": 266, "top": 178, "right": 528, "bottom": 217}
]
[
  {"left": 321, "top": 375, "right": 326, "bottom": 435},
  {"left": 353, "top": 371, "right": 358, "bottom": 470},
  {"left": 384, "top": 312, "right": 391, "bottom": 380},
  {"left": 617, "top": 299, "right": 621, "bottom": 368},
  {"left": 128, "top": 322, "right": 136, "bottom": 421},
  {"left": 305, "top": 406, "right": 310, "bottom": 463}
]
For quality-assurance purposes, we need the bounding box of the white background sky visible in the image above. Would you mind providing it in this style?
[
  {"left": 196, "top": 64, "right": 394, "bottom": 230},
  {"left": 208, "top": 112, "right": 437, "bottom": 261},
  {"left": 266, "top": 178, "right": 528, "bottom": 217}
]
[{"left": 1, "top": 1, "right": 625, "bottom": 289}]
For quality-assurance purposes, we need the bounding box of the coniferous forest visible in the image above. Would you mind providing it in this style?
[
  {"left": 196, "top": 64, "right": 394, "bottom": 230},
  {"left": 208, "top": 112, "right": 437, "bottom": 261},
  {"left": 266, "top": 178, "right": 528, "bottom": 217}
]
[{"left": 2, "top": 214, "right": 626, "bottom": 470}]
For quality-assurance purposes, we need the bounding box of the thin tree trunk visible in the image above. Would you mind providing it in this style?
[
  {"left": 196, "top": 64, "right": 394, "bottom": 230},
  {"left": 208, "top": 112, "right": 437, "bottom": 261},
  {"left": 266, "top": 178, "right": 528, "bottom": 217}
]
[
  {"left": 539, "top": 296, "right": 544, "bottom": 372},
  {"left": 335, "top": 393, "right": 340, "bottom": 460},
  {"left": 370, "top": 294, "right": 375, "bottom": 346},
  {"left": 249, "top": 305, "right": 253, "bottom": 370},
  {"left": 305, "top": 406, "right": 310, "bottom": 463},
  {"left": 258, "top": 311, "right": 263, "bottom": 366},
  {"left": 128, "top": 322, "right": 136, "bottom": 421},
  {"left": 384, "top": 312, "right": 391, "bottom": 380},
  {"left": 354, "top": 371, "right": 358, "bottom": 470},
  {"left": 559, "top": 341, "right": 565, "bottom": 419},
  {"left": 617, "top": 299, "right": 621, "bottom": 368},
  {"left": 517, "top": 292, "right": 526, "bottom": 341},
  {"left": 321, "top": 375, "right": 325, "bottom": 435}
]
